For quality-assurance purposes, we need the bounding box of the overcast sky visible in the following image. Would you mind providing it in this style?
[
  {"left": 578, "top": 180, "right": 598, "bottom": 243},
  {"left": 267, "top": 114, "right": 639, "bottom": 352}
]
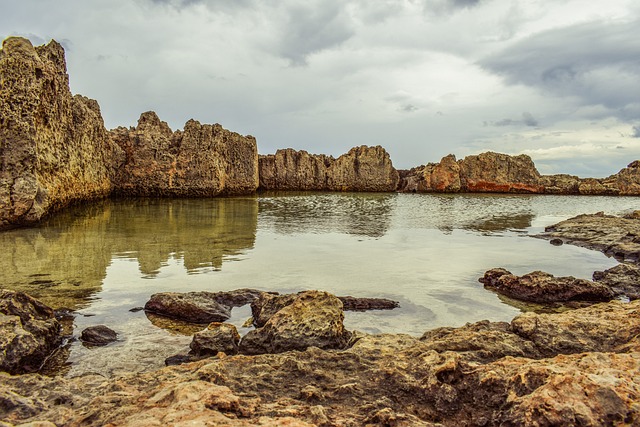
[{"left": 2, "top": 0, "right": 640, "bottom": 176}]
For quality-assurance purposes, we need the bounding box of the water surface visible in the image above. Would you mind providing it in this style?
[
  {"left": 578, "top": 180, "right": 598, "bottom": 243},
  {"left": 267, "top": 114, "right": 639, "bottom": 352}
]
[{"left": 1, "top": 193, "right": 638, "bottom": 377}]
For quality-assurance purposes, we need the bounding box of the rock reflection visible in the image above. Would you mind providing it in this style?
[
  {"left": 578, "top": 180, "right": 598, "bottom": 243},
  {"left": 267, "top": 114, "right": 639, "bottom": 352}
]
[
  {"left": 0, "top": 197, "right": 258, "bottom": 310},
  {"left": 258, "top": 192, "right": 394, "bottom": 238}
]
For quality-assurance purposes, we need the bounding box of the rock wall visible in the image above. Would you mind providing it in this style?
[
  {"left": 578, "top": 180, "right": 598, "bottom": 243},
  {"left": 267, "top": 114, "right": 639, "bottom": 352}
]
[
  {"left": 0, "top": 37, "right": 122, "bottom": 230},
  {"left": 111, "top": 112, "right": 258, "bottom": 197},
  {"left": 259, "top": 145, "right": 399, "bottom": 192}
]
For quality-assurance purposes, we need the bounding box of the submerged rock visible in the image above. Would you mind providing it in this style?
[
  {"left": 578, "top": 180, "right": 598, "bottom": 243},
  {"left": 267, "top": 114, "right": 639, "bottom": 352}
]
[
  {"left": 239, "top": 290, "right": 352, "bottom": 355},
  {"left": 144, "top": 292, "right": 232, "bottom": 324},
  {"left": 337, "top": 296, "right": 399, "bottom": 311},
  {"left": 479, "top": 268, "right": 615, "bottom": 303},
  {"left": 80, "top": 325, "right": 117, "bottom": 347},
  {"left": 0, "top": 290, "right": 61, "bottom": 374}
]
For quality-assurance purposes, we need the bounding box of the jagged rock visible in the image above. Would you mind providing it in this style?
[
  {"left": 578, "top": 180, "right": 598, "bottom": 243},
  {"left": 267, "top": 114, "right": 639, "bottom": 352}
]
[
  {"left": 539, "top": 174, "right": 581, "bottom": 194},
  {"left": 0, "top": 37, "right": 122, "bottom": 230},
  {"left": 239, "top": 291, "right": 351, "bottom": 355},
  {"left": 0, "top": 290, "right": 61, "bottom": 374},
  {"left": 190, "top": 322, "right": 240, "bottom": 356},
  {"left": 602, "top": 160, "right": 640, "bottom": 195},
  {"left": 539, "top": 212, "right": 640, "bottom": 263},
  {"left": 111, "top": 112, "right": 258, "bottom": 196},
  {"left": 144, "top": 292, "right": 232, "bottom": 324},
  {"left": 479, "top": 268, "right": 615, "bottom": 303},
  {"left": 80, "top": 325, "right": 117, "bottom": 346},
  {"left": 459, "top": 152, "right": 543, "bottom": 193},
  {"left": 578, "top": 178, "right": 619, "bottom": 195},
  {"left": 258, "top": 145, "right": 399, "bottom": 192},
  {"left": 258, "top": 148, "right": 332, "bottom": 190},
  {"left": 593, "top": 263, "right": 640, "bottom": 299}
]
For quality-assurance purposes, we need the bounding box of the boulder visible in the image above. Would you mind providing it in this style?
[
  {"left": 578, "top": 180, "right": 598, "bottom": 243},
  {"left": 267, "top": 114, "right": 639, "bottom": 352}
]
[
  {"left": 0, "top": 37, "right": 122, "bottom": 230},
  {"left": 479, "top": 268, "right": 615, "bottom": 303},
  {"left": 0, "top": 290, "right": 61, "bottom": 374},
  {"left": 258, "top": 145, "right": 399, "bottom": 192},
  {"left": 539, "top": 212, "right": 640, "bottom": 263},
  {"left": 593, "top": 263, "right": 640, "bottom": 300},
  {"left": 239, "top": 291, "right": 351, "bottom": 355},
  {"left": 190, "top": 322, "right": 240, "bottom": 356},
  {"left": 80, "top": 325, "right": 117, "bottom": 346},
  {"left": 111, "top": 112, "right": 258, "bottom": 196},
  {"left": 144, "top": 292, "right": 232, "bottom": 324},
  {"left": 458, "top": 152, "right": 543, "bottom": 193}
]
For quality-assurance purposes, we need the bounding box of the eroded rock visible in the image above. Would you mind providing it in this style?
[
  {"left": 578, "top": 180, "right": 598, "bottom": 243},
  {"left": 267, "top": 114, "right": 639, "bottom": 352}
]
[
  {"left": 593, "top": 263, "right": 640, "bottom": 300},
  {"left": 479, "top": 268, "right": 615, "bottom": 303},
  {"left": 190, "top": 322, "right": 240, "bottom": 356},
  {"left": 144, "top": 292, "right": 232, "bottom": 324},
  {"left": 0, "top": 290, "right": 61, "bottom": 374}
]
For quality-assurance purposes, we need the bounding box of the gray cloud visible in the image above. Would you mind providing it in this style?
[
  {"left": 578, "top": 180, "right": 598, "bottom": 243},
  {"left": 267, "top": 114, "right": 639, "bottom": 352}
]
[
  {"left": 522, "top": 112, "right": 538, "bottom": 127},
  {"left": 480, "top": 20, "right": 640, "bottom": 122},
  {"left": 489, "top": 112, "right": 538, "bottom": 127},
  {"left": 633, "top": 125, "right": 640, "bottom": 138}
]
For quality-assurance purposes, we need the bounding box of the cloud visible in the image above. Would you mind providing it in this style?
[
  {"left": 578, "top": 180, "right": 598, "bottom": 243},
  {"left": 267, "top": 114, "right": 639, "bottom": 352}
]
[
  {"left": 480, "top": 19, "right": 640, "bottom": 122},
  {"left": 489, "top": 112, "right": 538, "bottom": 127},
  {"left": 633, "top": 125, "right": 640, "bottom": 138},
  {"left": 521, "top": 112, "right": 538, "bottom": 127}
]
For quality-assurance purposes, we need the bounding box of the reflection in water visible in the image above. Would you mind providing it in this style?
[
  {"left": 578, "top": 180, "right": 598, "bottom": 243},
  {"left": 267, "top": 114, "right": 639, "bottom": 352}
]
[{"left": 0, "top": 197, "right": 258, "bottom": 310}]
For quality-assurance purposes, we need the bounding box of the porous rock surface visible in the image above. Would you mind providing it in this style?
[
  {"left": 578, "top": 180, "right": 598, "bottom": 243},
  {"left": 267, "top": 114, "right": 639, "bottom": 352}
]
[
  {"left": 0, "top": 37, "right": 122, "bottom": 230},
  {"left": 190, "top": 322, "right": 241, "bottom": 356},
  {"left": 110, "top": 112, "right": 259, "bottom": 196},
  {"left": 593, "top": 262, "right": 640, "bottom": 299},
  {"left": 479, "top": 268, "right": 615, "bottom": 303},
  {"left": 538, "top": 212, "right": 640, "bottom": 263},
  {"left": 0, "top": 290, "right": 61, "bottom": 374},
  {"left": 2, "top": 299, "right": 640, "bottom": 426},
  {"left": 259, "top": 145, "right": 399, "bottom": 192}
]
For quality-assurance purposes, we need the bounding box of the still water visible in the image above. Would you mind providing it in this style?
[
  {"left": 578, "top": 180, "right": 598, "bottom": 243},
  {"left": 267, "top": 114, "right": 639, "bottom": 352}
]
[{"left": 1, "top": 193, "right": 639, "bottom": 377}]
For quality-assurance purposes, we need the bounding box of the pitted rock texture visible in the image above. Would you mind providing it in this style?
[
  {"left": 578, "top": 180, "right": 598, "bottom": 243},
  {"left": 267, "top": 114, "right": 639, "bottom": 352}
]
[
  {"left": 593, "top": 263, "right": 640, "bottom": 299},
  {"left": 602, "top": 160, "right": 640, "bottom": 195},
  {"left": 190, "top": 322, "right": 241, "bottom": 356},
  {"left": 0, "top": 290, "right": 61, "bottom": 374},
  {"left": 479, "top": 268, "right": 615, "bottom": 303},
  {"left": 0, "top": 37, "right": 122, "bottom": 230},
  {"left": 259, "top": 145, "right": 399, "bottom": 192},
  {"left": 111, "top": 112, "right": 258, "bottom": 196}
]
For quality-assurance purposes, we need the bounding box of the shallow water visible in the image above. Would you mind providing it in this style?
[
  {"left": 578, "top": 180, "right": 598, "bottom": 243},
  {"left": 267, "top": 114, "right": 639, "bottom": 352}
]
[{"left": 1, "top": 193, "right": 639, "bottom": 377}]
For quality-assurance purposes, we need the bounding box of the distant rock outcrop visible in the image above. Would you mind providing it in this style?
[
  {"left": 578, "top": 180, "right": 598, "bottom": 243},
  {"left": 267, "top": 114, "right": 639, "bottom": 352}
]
[
  {"left": 0, "top": 37, "right": 122, "bottom": 230},
  {"left": 111, "top": 112, "right": 258, "bottom": 196},
  {"left": 259, "top": 145, "right": 399, "bottom": 192}
]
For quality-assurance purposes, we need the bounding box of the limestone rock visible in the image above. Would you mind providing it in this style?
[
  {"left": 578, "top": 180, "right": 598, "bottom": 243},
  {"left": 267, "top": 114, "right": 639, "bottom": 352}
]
[
  {"left": 602, "top": 160, "right": 640, "bottom": 195},
  {"left": 250, "top": 292, "right": 298, "bottom": 328},
  {"left": 0, "top": 290, "right": 61, "bottom": 374},
  {"left": 0, "top": 37, "right": 122, "bottom": 230},
  {"left": 578, "top": 177, "right": 619, "bottom": 195},
  {"left": 190, "top": 322, "right": 241, "bottom": 356},
  {"left": 593, "top": 263, "right": 640, "bottom": 300},
  {"left": 539, "top": 213, "right": 640, "bottom": 263},
  {"left": 239, "top": 290, "right": 351, "bottom": 355},
  {"left": 458, "top": 151, "right": 543, "bottom": 193},
  {"left": 144, "top": 292, "right": 232, "bottom": 324},
  {"left": 539, "top": 173, "right": 581, "bottom": 194},
  {"left": 479, "top": 268, "right": 615, "bottom": 303},
  {"left": 258, "top": 145, "right": 399, "bottom": 192},
  {"left": 111, "top": 112, "right": 258, "bottom": 196},
  {"left": 80, "top": 325, "right": 117, "bottom": 346}
]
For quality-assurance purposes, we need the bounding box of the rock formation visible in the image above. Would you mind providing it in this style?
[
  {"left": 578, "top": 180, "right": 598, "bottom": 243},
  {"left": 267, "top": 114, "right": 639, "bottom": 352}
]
[
  {"left": 0, "top": 37, "right": 122, "bottom": 230},
  {"left": 111, "top": 112, "right": 259, "bottom": 196},
  {"left": 593, "top": 263, "right": 640, "bottom": 300},
  {"left": 259, "top": 145, "right": 399, "bottom": 192}
]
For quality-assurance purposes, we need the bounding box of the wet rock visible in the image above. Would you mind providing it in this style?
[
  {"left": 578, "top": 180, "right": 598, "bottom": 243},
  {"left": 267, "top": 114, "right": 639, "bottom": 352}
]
[
  {"left": 164, "top": 353, "right": 200, "bottom": 366},
  {"left": 539, "top": 213, "right": 640, "bottom": 263},
  {"left": 0, "top": 290, "right": 62, "bottom": 374},
  {"left": 259, "top": 145, "right": 399, "bottom": 192},
  {"left": 338, "top": 296, "right": 399, "bottom": 311},
  {"left": 240, "top": 291, "right": 351, "bottom": 355},
  {"left": 480, "top": 268, "right": 615, "bottom": 303},
  {"left": 549, "top": 238, "right": 563, "bottom": 246},
  {"left": 190, "top": 322, "right": 240, "bottom": 356},
  {"left": 0, "top": 37, "right": 122, "bottom": 230},
  {"left": 80, "top": 325, "right": 117, "bottom": 346},
  {"left": 111, "top": 112, "right": 258, "bottom": 197},
  {"left": 144, "top": 292, "right": 232, "bottom": 324},
  {"left": 593, "top": 263, "right": 640, "bottom": 300}
]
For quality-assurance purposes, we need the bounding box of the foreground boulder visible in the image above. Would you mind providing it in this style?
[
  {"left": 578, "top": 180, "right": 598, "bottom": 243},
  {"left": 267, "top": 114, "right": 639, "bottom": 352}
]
[
  {"left": 2, "top": 300, "right": 640, "bottom": 426},
  {"left": 258, "top": 145, "right": 399, "bottom": 192},
  {"left": 111, "top": 112, "right": 259, "bottom": 196},
  {"left": 239, "top": 290, "right": 351, "bottom": 355},
  {"left": 479, "top": 268, "right": 615, "bottom": 303},
  {"left": 0, "top": 37, "right": 122, "bottom": 230},
  {"left": 538, "top": 212, "right": 640, "bottom": 263},
  {"left": 0, "top": 290, "right": 61, "bottom": 374}
]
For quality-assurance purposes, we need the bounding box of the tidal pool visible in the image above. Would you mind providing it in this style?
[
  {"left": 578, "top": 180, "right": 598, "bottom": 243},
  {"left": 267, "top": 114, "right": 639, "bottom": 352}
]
[{"left": 1, "top": 193, "right": 639, "bottom": 377}]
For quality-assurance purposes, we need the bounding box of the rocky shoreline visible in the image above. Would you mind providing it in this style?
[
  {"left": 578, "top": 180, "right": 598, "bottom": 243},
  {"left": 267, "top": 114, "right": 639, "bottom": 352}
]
[
  {"left": 1, "top": 213, "right": 640, "bottom": 425},
  {"left": 2, "top": 37, "right": 640, "bottom": 231}
]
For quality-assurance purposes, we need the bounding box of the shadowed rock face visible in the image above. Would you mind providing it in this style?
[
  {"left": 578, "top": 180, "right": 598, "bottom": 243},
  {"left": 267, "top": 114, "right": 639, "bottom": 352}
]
[
  {"left": 259, "top": 145, "right": 399, "bottom": 192},
  {"left": 0, "top": 37, "right": 123, "bottom": 230},
  {"left": 111, "top": 112, "right": 259, "bottom": 197}
]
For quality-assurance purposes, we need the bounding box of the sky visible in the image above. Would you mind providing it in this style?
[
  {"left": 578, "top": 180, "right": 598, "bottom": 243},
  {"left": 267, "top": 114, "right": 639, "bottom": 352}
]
[{"left": 2, "top": 0, "right": 640, "bottom": 177}]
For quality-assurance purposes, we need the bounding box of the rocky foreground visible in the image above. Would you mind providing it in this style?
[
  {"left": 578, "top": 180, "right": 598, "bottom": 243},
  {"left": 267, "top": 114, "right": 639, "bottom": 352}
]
[{"left": 2, "top": 36, "right": 640, "bottom": 231}]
